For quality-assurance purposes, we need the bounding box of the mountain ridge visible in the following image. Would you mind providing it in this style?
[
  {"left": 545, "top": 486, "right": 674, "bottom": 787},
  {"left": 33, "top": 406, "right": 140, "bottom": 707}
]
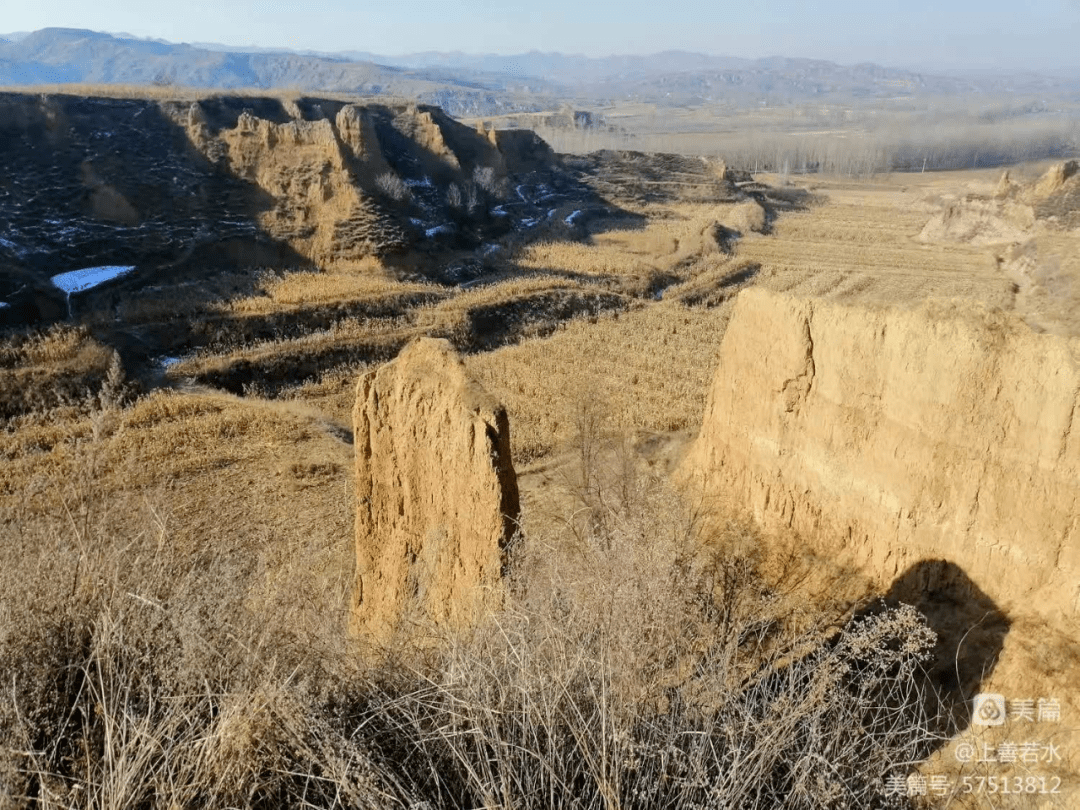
[{"left": 2, "top": 27, "right": 1077, "bottom": 113}]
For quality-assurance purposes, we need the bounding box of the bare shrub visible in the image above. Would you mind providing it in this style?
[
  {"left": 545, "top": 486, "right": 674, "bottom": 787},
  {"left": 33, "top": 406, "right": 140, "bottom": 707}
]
[
  {"left": 369, "top": 442, "right": 944, "bottom": 809},
  {"left": 473, "top": 165, "right": 499, "bottom": 195},
  {"left": 446, "top": 182, "right": 463, "bottom": 210},
  {"left": 375, "top": 171, "right": 411, "bottom": 202},
  {"left": 0, "top": 404, "right": 943, "bottom": 810},
  {"left": 464, "top": 181, "right": 480, "bottom": 214},
  {"left": 0, "top": 452, "right": 411, "bottom": 810}
]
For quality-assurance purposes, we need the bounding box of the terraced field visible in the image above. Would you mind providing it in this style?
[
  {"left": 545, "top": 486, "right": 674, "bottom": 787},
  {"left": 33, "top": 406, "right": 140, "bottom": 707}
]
[{"left": 740, "top": 177, "right": 1013, "bottom": 308}]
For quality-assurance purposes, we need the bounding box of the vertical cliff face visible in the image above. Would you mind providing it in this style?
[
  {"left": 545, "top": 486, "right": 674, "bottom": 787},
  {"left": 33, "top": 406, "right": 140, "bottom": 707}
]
[
  {"left": 683, "top": 288, "right": 1080, "bottom": 619},
  {"left": 352, "top": 338, "right": 520, "bottom": 647}
]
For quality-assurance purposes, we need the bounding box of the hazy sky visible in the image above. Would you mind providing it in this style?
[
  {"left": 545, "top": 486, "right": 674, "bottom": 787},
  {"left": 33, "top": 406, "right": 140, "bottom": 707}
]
[{"left": 4, "top": 0, "right": 1079, "bottom": 71}]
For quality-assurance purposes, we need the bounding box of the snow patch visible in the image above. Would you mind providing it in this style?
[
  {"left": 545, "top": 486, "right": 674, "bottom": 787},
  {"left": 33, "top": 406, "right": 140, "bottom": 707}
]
[
  {"left": 564, "top": 210, "right": 582, "bottom": 225},
  {"left": 425, "top": 224, "right": 453, "bottom": 238},
  {"left": 654, "top": 282, "right": 676, "bottom": 301},
  {"left": 515, "top": 184, "right": 528, "bottom": 202},
  {"left": 0, "top": 301, "right": 9, "bottom": 309},
  {"left": 491, "top": 205, "right": 508, "bottom": 217},
  {"left": 547, "top": 208, "right": 557, "bottom": 219},
  {"left": 159, "top": 356, "right": 182, "bottom": 368},
  {"left": 51, "top": 265, "right": 136, "bottom": 294}
]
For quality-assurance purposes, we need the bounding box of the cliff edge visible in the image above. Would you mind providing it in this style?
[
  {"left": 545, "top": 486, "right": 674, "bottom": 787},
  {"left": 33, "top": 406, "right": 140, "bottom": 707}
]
[{"left": 683, "top": 288, "right": 1080, "bottom": 620}]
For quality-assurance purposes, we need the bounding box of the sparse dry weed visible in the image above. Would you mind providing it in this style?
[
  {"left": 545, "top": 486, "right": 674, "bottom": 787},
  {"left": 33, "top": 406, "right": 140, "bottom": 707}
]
[
  {"left": 0, "top": 381, "right": 945, "bottom": 809},
  {"left": 366, "top": 433, "right": 944, "bottom": 809}
]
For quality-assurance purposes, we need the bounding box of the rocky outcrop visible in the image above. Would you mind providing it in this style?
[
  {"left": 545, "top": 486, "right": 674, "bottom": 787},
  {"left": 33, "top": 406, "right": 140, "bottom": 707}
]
[
  {"left": 683, "top": 288, "right": 1080, "bottom": 619},
  {"left": 352, "top": 338, "right": 520, "bottom": 645},
  {"left": 1028, "top": 159, "right": 1078, "bottom": 200}
]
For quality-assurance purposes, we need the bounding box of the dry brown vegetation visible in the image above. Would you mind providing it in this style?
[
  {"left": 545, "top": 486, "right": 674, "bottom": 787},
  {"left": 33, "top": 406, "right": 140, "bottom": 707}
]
[
  {"left": 0, "top": 388, "right": 946, "bottom": 807},
  {"left": 467, "top": 302, "right": 733, "bottom": 462},
  {"left": 0, "top": 327, "right": 119, "bottom": 420}
]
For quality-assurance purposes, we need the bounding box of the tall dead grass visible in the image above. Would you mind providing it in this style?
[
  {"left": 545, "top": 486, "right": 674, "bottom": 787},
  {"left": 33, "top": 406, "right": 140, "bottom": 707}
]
[
  {"left": 1, "top": 393, "right": 944, "bottom": 809},
  {"left": 336, "top": 430, "right": 944, "bottom": 809},
  {"left": 0, "top": 327, "right": 118, "bottom": 420}
]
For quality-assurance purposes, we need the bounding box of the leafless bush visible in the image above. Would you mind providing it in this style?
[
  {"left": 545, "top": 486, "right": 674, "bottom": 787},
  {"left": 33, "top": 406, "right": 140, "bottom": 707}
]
[
  {"left": 446, "top": 182, "right": 463, "bottom": 210},
  {"left": 464, "top": 181, "right": 480, "bottom": 214},
  {"left": 473, "top": 165, "right": 499, "bottom": 195},
  {"left": 375, "top": 171, "right": 411, "bottom": 202},
  {"left": 370, "top": 439, "right": 944, "bottom": 809}
]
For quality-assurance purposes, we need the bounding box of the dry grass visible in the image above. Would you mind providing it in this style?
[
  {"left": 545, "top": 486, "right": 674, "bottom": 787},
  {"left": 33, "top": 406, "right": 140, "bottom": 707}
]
[
  {"left": 513, "top": 239, "right": 660, "bottom": 281},
  {"left": 0, "top": 391, "right": 944, "bottom": 809},
  {"left": 363, "top": 446, "right": 944, "bottom": 809},
  {"left": 0, "top": 327, "right": 118, "bottom": 420},
  {"left": 228, "top": 260, "right": 432, "bottom": 310}
]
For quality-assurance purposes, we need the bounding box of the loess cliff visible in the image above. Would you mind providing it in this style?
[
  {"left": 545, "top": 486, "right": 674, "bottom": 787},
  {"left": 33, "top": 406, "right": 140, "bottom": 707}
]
[{"left": 683, "top": 287, "right": 1080, "bottom": 621}]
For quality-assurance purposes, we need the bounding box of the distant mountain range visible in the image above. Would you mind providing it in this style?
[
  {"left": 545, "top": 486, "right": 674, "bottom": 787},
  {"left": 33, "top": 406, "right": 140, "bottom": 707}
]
[{"left": 1, "top": 28, "right": 1077, "bottom": 117}]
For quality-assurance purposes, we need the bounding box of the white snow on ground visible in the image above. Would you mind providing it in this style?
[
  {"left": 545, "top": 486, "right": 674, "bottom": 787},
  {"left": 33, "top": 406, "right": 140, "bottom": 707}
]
[
  {"left": 482, "top": 244, "right": 501, "bottom": 256},
  {"left": 564, "top": 210, "right": 582, "bottom": 225},
  {"left": 51, "top": 266, "right": 136, "bottom": 294},
  {"left": 521, "top": 217, "right": 539, "bottom": 228},
  {"left": 547, "top": 208, "right": 557, "bottom": 219},
  {"left": 0, "top": 301, "right": 9, "bottom": 309},
  {"left": 426, "top": 225, "right": 453, "bottom": 237},
  {"left": 410, "top": 218, "right": 426, "bottom": 226},
  {"left": 159, "top": 356, "right": 182, "bottom": 368},
  {"left": 0, "top": 237, "right": 19, "bottom": 250},
  {"left": 516, "top": 185, "right": 528, "bottom": 202},
  {"left": 405, "top": 176, "right": 432, "bottom": 188},
  {"left": 491, "top": 205, "right": 508, "bottom": 217}
]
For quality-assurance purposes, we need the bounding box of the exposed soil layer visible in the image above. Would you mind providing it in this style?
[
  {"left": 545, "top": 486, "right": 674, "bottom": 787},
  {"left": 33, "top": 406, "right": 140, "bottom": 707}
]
[
  {"left": 353, "top": 338, "right": 519, "bottom": 645},
  {"left": 684, "top": 287, "right": 1080, "bottom": 622}
]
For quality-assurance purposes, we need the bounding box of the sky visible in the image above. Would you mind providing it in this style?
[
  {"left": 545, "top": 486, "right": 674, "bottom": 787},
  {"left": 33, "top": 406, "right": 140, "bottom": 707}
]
[{"left": 3, "top": 0, "right": 1079, "bottom": 72}]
